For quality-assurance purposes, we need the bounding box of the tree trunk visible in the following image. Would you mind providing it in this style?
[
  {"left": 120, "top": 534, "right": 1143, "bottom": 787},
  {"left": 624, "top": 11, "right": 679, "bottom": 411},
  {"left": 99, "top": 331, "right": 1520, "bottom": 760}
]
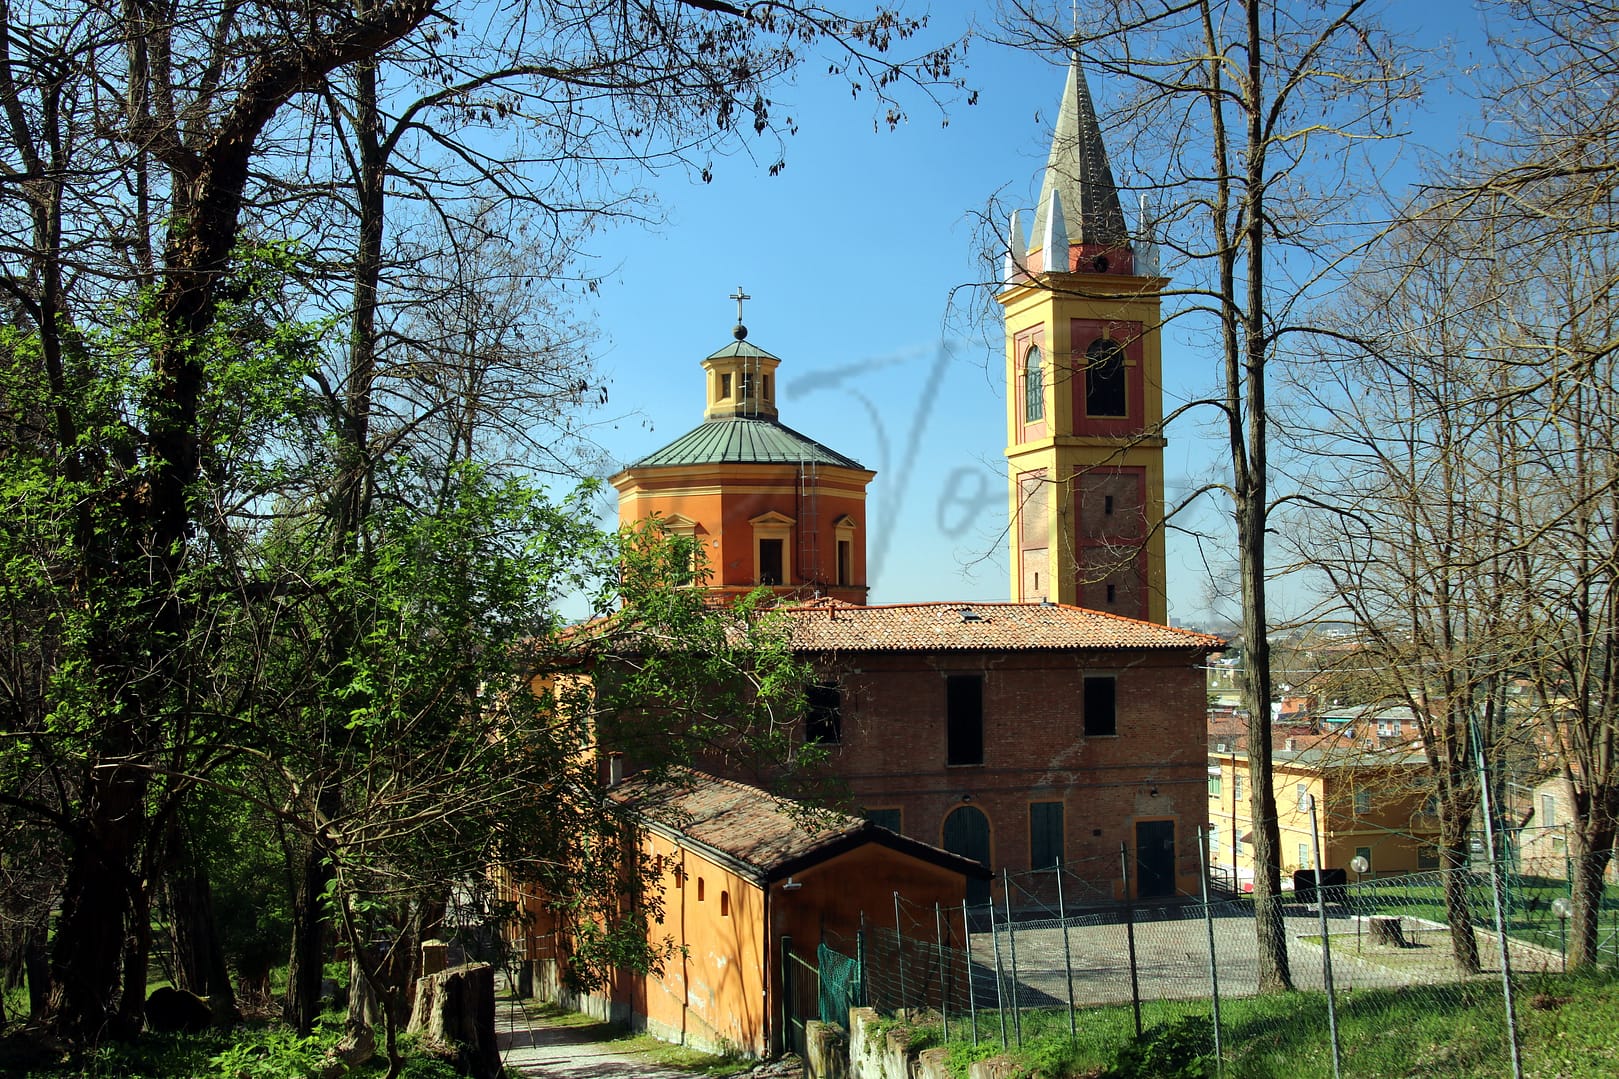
[
  {"left": 25, "top": 920, "right": 50, "bottom": 1022},
  {"left": 46, "top": 759, "right": 147, "bottom": 1041},
  {"left": 165, "top": 831, "right": 240, "bottom": 1024},
  {"left": 1438, "top": 820, "right": 1481, "bottom": 975},
  {"left": 116, "top": 883, "right": 155, "bottom": 1035},
  {"left": 1568, "top": 821, "right": 1616, "bottom": 968},
  {"left": 284, "top": 827, "right": 336, "bottom": 1034},
  {"left": 406, "top": 963, "right": 499, "bottom": 1079}
]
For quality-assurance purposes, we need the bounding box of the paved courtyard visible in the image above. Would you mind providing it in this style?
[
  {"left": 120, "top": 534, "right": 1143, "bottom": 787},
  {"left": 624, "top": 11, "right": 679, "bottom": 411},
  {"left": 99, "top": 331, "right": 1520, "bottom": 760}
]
[{"left": 959, "top": 904, "right": 1565, "bottom": 1011}]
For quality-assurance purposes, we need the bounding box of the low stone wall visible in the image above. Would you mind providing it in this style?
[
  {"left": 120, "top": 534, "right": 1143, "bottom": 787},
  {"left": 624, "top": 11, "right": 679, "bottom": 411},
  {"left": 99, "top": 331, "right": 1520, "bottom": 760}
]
[
  {"left": 805, "top": 1021, "right": 848, "bottom": 1079},
  {"left": 845, "top": 1007, "right": 1016, "bottom": 1079}
]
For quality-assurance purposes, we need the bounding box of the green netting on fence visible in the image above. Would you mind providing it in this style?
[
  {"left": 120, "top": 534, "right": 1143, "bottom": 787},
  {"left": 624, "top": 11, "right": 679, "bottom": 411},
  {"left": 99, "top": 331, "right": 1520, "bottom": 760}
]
[{"left": 818, "top": 941, "right": 863, "bottom": 1026}]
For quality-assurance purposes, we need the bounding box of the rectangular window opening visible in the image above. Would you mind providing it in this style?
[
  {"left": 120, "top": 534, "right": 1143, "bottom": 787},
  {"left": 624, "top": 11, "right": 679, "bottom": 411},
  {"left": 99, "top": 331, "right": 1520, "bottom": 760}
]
[
  {"left": 759, "top": 538, "right": 784, "bottom": 584},
  {"left": 805, "top": 682, "right": 842, "bottom": 745},
  {"left": 865, "top": 808, "right": 902, "bottom": 832},
  {"left": 1083, "top": 676, "right": 1117, "bottom": 736},
  {"left": 837, "top": 539, "right": 852, "bottom": 586},
  {"left": 946, "top": 674, "right": 984, "bottom": 765},
  {"left": 1030, "top": 801, "right": 1064, "bottom": 870}
]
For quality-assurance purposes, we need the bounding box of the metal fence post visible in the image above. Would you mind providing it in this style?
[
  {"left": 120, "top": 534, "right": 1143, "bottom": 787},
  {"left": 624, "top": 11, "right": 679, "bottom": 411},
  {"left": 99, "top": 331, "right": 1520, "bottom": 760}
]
[
  {"left": 1120, "top": 842, "right": 1143, "bottom": 1039},
  {"left": 1307, "top": 797, "right": 1342, "bottom": 1079},
  {"left": 1197, "top": 827, "right": 1224, "bottom": 1076},
  {"left": 935, "top": 901, "right": 949, "bottom": 1041},
  {"left": 894, "top": 891, "right": 906, "bottom": 1012},
  {"left": 989, "top": 890, "right": 1008, "bottom": 1049},
  {"left": 963, "top": 898, "right": 979, "bottom": 1047},
  {"left": 1474, "top": 716, "right": 1525, "bottom": 1079},
  {"left": 857, "top": 914, "right": 869, "bottom": 1009},
  {"left": 1003, "top": 868, "right": 1023, "bottom": 1048},
  {"left": 780, "top": 935, "right": 793, "bottom": 1058},
  {"left": 1055, "top": 858, "right": 1077, "bottom": 1042}
]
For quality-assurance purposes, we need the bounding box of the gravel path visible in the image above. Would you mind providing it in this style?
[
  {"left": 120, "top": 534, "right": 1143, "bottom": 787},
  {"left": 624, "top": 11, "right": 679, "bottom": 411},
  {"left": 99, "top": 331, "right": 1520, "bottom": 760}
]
[
  {"left": 494, "top": 992, "right": 804, "bottom": 1079},
  {"left": 494, "top": 994, "right": 698, "bottom": 1078}
]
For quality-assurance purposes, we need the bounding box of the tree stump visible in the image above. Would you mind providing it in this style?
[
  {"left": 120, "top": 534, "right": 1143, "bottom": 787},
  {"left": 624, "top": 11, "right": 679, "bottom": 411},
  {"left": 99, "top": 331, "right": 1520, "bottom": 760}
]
[
  {"left": 406, "top": 961, "right": 499, "bottom": 1079},
  {"left": 421, "top": 939, "right": 448, "bottom": 977},
  {"left": 1368, "top": 916, "right": 1407, "bottom": 947}
]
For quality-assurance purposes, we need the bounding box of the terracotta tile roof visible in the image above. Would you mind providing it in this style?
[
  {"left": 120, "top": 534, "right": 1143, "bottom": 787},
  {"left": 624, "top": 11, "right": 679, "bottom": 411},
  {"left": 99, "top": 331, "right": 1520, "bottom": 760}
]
[
  {"left": 610, "top": 769, "right": 988, "bottom": 883},
  {"left": 777, "top": 600, "right": 1223, "bottom": 653}
]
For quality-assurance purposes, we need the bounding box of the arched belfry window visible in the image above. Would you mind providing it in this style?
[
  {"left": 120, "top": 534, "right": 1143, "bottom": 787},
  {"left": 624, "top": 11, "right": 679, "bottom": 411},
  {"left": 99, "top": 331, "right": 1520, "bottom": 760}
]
[
  {"left": 1085, "top": 339, "right": 1127, "bottom": 418},
  {"left": 1024, "top": 345, "right": 1044, "bottom": 423}
]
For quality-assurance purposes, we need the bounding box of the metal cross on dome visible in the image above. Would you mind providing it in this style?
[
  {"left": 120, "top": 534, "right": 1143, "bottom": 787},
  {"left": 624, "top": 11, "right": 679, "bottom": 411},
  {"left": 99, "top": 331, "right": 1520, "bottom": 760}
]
[{"left": 729, "top": 286, "right": 750, "bottom": 324}]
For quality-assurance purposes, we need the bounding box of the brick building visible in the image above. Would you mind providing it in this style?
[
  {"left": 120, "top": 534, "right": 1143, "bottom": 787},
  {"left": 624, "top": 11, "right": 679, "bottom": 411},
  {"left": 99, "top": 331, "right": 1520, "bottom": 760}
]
[
  {"left": 512, "top": 58, "right": 1220, "bottom": 1057},
  {"left": 777, "top": 599, "right": 1219, "bottom": 902},
  {"left": 598, "top": 55, "right": 1217, "bottom": 906}
]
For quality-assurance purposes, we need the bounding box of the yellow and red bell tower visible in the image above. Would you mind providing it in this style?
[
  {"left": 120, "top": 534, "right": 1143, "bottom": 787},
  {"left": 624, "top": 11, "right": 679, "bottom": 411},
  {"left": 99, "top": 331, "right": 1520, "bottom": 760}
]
[{"left": 999, "top": 59, "right": 1168, "bottom": 623}]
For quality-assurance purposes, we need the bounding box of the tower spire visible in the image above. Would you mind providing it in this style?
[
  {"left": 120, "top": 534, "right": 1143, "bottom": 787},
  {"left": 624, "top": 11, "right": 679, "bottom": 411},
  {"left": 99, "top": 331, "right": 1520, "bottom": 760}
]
[{"left": 1028, "top": 57, "right": 1130, "bottom": 271}]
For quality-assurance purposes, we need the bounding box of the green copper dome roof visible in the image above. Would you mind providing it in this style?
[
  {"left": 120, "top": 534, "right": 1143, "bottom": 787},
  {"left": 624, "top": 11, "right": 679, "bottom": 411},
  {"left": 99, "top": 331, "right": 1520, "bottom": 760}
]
[{"left": 628, "top": 417, "right": 866, "bottom": 470}]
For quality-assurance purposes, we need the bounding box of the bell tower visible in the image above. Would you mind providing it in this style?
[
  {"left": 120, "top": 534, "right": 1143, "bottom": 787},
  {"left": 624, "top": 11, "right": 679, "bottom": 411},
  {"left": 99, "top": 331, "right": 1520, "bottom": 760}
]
[{"left": 999, "top": 58, "right": 1168, "bottom": 623}]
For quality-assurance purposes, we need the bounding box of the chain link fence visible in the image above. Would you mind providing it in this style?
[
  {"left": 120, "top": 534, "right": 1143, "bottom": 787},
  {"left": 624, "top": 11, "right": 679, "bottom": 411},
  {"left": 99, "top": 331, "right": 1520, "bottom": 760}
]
[{"left": 824, "top": 845, "right": 1619, "bottom": 1075}]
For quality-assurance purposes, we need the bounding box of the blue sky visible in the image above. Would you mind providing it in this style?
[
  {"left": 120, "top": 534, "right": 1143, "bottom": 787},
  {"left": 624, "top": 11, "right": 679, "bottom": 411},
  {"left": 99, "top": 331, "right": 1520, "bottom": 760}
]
[{"left": 569, "top": 2, "right": 1500, "bottom": 626}]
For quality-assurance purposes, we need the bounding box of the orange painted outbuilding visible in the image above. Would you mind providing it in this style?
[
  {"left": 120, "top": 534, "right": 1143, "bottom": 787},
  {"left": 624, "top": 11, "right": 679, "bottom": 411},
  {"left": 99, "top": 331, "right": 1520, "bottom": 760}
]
[{"left": 518, "top": 769, "right": 988, "bottom": 1058}]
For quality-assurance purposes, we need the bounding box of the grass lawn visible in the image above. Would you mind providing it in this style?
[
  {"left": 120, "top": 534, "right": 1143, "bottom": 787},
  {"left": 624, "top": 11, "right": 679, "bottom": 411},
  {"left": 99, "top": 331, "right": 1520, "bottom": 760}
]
[
  {"left": 1351, "top": 873, "right": 1619, "bottom": 960},
  {"left": 908, "top": 968, "right": 1619, "bottom": 1077}
]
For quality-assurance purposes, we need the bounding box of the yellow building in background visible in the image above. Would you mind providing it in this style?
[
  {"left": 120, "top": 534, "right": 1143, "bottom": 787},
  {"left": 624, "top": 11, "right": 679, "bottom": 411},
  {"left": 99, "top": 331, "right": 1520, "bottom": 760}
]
[{"left": 1207, "top": 745, "right": 1441, "bottom": 891}]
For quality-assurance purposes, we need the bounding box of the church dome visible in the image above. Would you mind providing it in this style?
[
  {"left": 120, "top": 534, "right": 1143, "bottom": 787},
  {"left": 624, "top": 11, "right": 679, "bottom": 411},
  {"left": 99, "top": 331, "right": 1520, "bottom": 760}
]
[{"left": 630, "top": 416, "right": 864, "bottom": 470}]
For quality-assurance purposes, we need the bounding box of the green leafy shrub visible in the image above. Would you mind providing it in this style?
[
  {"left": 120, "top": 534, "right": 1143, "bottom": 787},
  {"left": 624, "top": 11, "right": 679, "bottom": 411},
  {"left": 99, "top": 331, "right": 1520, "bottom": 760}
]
[
  {"left": 210, "top": 1026, "right": 331, "bottom": 1079},
  {"left": 1105, "top": 1016, "right": 1215, "bottom": 1079}
]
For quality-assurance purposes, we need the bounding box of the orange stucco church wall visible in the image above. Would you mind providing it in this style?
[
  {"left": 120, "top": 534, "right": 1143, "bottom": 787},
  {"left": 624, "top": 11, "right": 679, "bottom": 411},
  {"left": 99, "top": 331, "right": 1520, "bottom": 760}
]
[{"left": 616, "top": 461, "right": 871, "bottom": 602}]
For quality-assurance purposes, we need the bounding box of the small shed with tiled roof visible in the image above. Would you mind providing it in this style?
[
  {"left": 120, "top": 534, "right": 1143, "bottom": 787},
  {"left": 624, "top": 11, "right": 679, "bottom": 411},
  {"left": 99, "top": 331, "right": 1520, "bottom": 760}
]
[
  {"left": 610, "top": 323, "right": 874, "bottom": 605},
  {"left": 564, "top": 769, "right": 986, "bottom": 1058}
]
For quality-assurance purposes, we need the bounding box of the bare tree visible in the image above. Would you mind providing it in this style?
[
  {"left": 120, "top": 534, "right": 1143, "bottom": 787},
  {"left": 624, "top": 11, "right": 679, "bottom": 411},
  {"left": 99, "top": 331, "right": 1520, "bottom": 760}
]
[
  {"left": 990, "top": 0, "right": 1419, "bottom": 990},
  {"left": 1292, "top": 0, "right": 1619, "bottom": 971},
  {"left": 1286, "top": 206, "right": 1544, "bottom": 973}
]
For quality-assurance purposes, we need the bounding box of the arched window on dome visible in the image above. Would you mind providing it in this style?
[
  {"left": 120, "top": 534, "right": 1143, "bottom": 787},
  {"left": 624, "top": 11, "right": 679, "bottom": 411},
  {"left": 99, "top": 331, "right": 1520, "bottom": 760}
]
[{"left": 1023, "top": 345, "right": 1044, "bottom": 423}]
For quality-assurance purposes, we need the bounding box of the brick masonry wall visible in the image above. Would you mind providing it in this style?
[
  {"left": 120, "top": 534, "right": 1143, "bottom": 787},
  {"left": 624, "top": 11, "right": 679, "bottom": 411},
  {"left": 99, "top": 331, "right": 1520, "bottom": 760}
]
[{"left": 812, "top": 648, "right": 1209, "bottom": 898}]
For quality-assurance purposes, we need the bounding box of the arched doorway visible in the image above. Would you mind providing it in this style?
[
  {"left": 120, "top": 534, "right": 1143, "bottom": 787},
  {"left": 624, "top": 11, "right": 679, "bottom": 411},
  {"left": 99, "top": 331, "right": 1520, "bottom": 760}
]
[{"left": 943, "top": 805, "right": 992, "bottom": 905}]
